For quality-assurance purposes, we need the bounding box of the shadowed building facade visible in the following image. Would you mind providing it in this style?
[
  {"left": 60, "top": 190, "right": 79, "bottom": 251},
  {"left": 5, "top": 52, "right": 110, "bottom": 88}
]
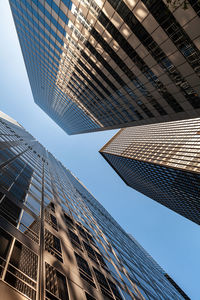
[
  {"left": 100, "top": 117, "right": 200, "bottom": 225},
  {"left": 0, "top": 111, "right": 189, "bottom": 299},
  {"left": 9, "top": 0, "right": 200, "bottom": 134}
]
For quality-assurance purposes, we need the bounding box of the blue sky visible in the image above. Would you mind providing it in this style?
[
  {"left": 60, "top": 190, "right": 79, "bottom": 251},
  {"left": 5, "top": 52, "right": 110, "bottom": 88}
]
[{"left": 1, "top": 1, "right": 200, "bottom": 298}]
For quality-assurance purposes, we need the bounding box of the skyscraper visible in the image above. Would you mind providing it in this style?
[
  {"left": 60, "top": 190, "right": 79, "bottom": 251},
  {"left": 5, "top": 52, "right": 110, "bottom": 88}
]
[
  {"left": 9, "top": 0, "right": 200, "bottom": 134},
  {"left": 100, "top": 117, "right": 200, "bottom": 225},
  {"left": 0, "top": 111, "right": 189, "bottom": 299}
]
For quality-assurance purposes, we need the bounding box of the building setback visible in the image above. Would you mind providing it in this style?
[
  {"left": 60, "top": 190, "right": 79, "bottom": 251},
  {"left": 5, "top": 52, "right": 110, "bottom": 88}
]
[
  {"left": 9, "top": 0, "right": 200, "bottom": 134},
  {"left": 100, "top": 117, "right": 200, "bottom": 225},
  {"left": 0, "top": 111, "right": 189, "bottom": 299}
]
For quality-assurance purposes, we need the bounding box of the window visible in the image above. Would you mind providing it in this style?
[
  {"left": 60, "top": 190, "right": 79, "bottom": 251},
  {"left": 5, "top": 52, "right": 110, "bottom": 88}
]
[
  {"left": 0, "top": 227, "right": 12, "bottom": 259},
  {"left": 76, "top": 224, "right": 96, "bottom": 245},
  {"left": 50, "top": 202, "right": 55, "bottom": 212},
  {"left": 0, "top": 196, "right": 21, "bottom": 226},
  {"left": 5, "top": 240, "right": 38, "bottom": 300},
  {"left": 51, "top": 214, "right": 58, "bottom": 227},
  {"left": 83, "top": 241, "right": 98, "bottom": 263},
  {"left": 93, "top": 268, "right": 114, "bottom": 299},
  {"left": 75, "top": 253, "right": 96, "bottom": 287},
  {"left": 19, "top": 210, "right": 40, "bottom": 243},
  {"left": 46, "top": 263, "right": 69, "bottom": 300},
  {"left": 107, "top": 279, "right": 123, "bottom": 300},
  {"left": 45, "top": 229, "right": 63, "bottom": 262},
  {"left": 0, "top": 227, "right": 12, "bottom": 277},
  {"left": 25, "top": 194, "right": 41, "bottom": 216},
  {"left": 85, "top": 292, "right": 96, "bottom": 300},
  {"left": 68, "top": 229, "right": 82, "bottom": 249},
  {"left": 45, "top": 211, "right": 58, "bottom": 231},
  {"left": 64, "top": 213, "right": 74, "bottom": 228},
  {"left": 9, "top": 240, "right": 38, "bottom": 280}
]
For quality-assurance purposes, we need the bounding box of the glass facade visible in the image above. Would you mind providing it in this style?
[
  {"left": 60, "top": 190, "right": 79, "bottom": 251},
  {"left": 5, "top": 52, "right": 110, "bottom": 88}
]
[
  {"left": 100, "top": 118, "right": 200, "bottom": 225},
  {"left": 9, "top": 0, "right": 200, "bottom": 134},
  {"left": 0, "top": 111, "right": 189, "bottom": 299}
]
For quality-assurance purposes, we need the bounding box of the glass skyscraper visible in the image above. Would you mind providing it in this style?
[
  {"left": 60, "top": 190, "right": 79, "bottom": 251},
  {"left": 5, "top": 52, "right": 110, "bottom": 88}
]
[
  {"left": 0, "top": 110, "right": 189, "bottom": 299},
  {"left": 100, "top": 117, "right": 200, "bottom": 225},
  {"left": 9, "top": 0, "right": 200, "bottom": 134}
]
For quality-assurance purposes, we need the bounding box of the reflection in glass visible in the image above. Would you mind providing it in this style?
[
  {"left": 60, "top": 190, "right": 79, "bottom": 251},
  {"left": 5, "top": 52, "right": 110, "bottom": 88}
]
[
  {"left": 19, "top": 210, "right": 40, "bottom": 243},
  {"left": 29, "top": 184, "right": 41, "bottom": 199},
  {"left": 24, "top": 194, "right": 41, "bottom": 216}
]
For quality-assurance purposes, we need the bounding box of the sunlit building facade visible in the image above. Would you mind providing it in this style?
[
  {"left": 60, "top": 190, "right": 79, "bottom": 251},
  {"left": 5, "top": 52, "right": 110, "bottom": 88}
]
[
  {"left": 0, "top": 111, "right": 189, "bottom": 299},
  {"left": 100, "top": 117, "right": 200, "bottom": 225},
  {"left": 9, "top": 0, "right": 200, "bottom": 134}
]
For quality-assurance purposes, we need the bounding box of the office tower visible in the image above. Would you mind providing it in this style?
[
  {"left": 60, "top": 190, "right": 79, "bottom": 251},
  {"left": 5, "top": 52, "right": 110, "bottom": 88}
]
[
  {"left": 100, "top": 117, "right": 200, "bottom": 225},
  {"left": 0, "top": 111, "right": 189, "bottom": 299},
  {"left": 9, "top": 0, "right": 200, "bottom": 135}
]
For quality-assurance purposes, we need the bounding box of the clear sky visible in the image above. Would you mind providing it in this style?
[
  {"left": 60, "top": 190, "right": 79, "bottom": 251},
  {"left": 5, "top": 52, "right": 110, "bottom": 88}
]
[{"left": 1, "top": 1, "right": 200, "bottom": 298}]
